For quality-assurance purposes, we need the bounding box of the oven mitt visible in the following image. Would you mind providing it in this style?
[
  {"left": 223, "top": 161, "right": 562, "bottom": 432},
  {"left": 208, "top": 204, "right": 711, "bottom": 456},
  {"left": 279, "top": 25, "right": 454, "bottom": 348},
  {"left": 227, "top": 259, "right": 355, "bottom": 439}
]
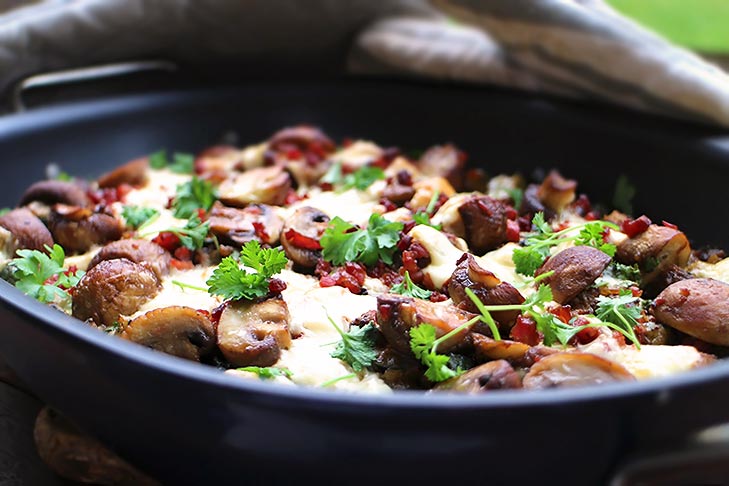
[{"left": 1, "top": 0, "right": 729, "bottom": 127}]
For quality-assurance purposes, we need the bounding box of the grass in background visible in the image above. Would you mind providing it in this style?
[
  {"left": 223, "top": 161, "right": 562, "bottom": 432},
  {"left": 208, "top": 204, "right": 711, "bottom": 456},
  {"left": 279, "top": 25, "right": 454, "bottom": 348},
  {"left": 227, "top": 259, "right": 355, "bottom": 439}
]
[{"left": 608, "top": 0, "right": 729, "bottom": 53}]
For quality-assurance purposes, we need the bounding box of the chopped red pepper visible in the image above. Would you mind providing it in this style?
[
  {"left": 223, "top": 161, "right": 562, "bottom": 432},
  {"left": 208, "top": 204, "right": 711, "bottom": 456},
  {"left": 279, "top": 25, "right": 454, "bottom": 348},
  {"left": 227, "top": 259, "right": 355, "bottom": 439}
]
[
  {"left": 621, "top": 215, "right": 652, "bottom": 238},
  {"left": 510, "top": 315, "right": 541, "bottom": 346},
  {"left": 152, "top": 232, "right": 181, "bottom": 252},
  {"left": 284, "top": 228, "right": 322, "bottom": 250},
  {"left": 170, "top": 258, "right": 194, "bottom": 271},
  {"left": 506, "top": 220, "right": 521, "bottom": 242}
]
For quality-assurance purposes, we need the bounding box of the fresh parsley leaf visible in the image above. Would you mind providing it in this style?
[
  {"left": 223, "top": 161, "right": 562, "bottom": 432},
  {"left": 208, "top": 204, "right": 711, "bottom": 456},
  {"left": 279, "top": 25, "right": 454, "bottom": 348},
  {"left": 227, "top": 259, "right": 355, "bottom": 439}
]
[
  {"left": 512, "top": 212, "right": 618, "bottom": 276},
  {"left": 121, "top": 205, "right": 159, "bottom": 229},
  {"left": 320, "top": 214, "right": 403, "bottom": 266},
  {"left": 409, "top": 324, "right": 461, "bottom": 382},
  {"left": 321, "top": 161, "right": 343, "bottom": 185},
  {"left": 169, "top": 152, "right": 195, "bottom": 174},
  {"left": 104, "top": 321, "right": 123, "bottom": 335},
  {"left": 595, "top": 291, "right": 642, "bottom": 348},
  {"left": 148, "top": 149, "right": 168, "bottom": 169},
  {"left": 237, "top": 366, "right": 293, "bottom": 380},
  {"left": 162, "top": 214, "right": 210, "bottom": 250},
  {"left": 56, "top": 171, "right": 73, "bottom": 182},
  {"left": 412, "top": 190, "right": 443, "bottom": 230},
  {"left": 390, "top": 271, "right": 432, "bottom": 299},
  {"left": 9, "top": 244, "right": 84, "bottom": 311},
  {"left": 172, "top": 177, "right": 217, "bottom": 219},
  {"left": 239, "top": 240, "right": 288, "bottom": 277},
  {"left": 611, "top": 262, "right": 641, "bottom": 282},
  {"left": 328, "top": 317, "right": 378, "bottom": 372},
  {"left": 206, "top": 241, "right": 287, "bottom": 300},
  {"left": 321, "top": 163, "right": 385, "bottom": 191},
  {"left": 613, "top": 174, "right": 636, "bottom": 215},
  {"left": 506, "top": 187, "right": 523, "bottom": 210},
  {"left": 576, "top": 221, "right": 616, "bottom": 257}
]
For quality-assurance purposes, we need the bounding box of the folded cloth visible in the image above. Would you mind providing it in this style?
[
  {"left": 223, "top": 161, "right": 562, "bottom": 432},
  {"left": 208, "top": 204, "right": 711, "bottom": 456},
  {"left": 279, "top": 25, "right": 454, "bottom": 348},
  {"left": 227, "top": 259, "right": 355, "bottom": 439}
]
[{"left": 1, "top": 0, "right": 728, "bottom": 127}]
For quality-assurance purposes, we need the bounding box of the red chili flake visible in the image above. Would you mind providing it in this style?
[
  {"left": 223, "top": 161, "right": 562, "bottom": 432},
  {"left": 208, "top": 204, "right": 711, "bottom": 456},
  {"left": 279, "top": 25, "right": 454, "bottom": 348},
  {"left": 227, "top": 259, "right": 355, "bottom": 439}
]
[
  {"left": 549, "top": 305, "right": 572, "bottom": 324},
  {"left": 571, "top": 194, "right": 592, "bottom": 217},
  {"left": 152, "top": 232, "right": 181, "bottom": 252},
  {"left": 662, "top": 220, "right": 678, "bottom": 230},
  {"left": 285, "top": 148, "right": 302, "bottom": 160},
  {"left": 630, "top": 286, "right": 642, "bottom": 297},
  {"left": 429, "top": 291, "right": 448, "bottom": 303},
  {"left": 197, "top": 208, "right": 207, "bottom": 221},
  {"left": 174, "top": 246, "right": 192, "bottom": 261},
  {"left": 379, "top": 198, "right": 397, "bottom": 212},
  {"left": 253, "top": 222, "right": 271, "bottom": 243},
  {"left": 268, "top": 278, "right": 287, "bottom": 294},
  {"left": 319, "top": 275, "right": 337, "bottom": 287},
  {"left": 517, "top": 216, "right": 532, "bottom": 232},
  {"left": 510, "top": 315, "right": 541, "bottom": 346},
  {"left": 505, "top": 206, "right": 518, "bottom": 220},
  {"left": 170, "top": 258, "right": 194, "bottom": 271},
  {"left": 679, "top": 287, "right": 691, "bottom": 297},
  {"left": 284, "top": 228, "right": 321, "bottom": 250},
  {"left": 573, "top": 325, "right": 599, "bottom": 345},
  {"left": 367, "top": 261, "right": 400, "bottom": 287},
  {"left": 506, "top": 220, "right": 521, "bottom": 242},
  {"left": 621, "top": 215, "right": 652, "bottom": 238}
]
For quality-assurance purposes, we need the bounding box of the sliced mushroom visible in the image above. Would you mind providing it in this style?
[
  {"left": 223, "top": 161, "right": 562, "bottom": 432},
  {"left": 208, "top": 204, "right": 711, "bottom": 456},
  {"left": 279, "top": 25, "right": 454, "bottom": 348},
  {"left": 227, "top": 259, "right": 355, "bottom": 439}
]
[
  {"left": 217, "top": 297, "right": 292, "bottom": 367},
  {"left": 97, "top": 157, "right": 148, "bottom": 188},
  {"left": 652, "top": 278, "right": 729, "bottom": 346},
  {"left": 88, "top": 239, "right": 170, "bottom": 281},
  {"left": 457, "top": 195, "right": 509, "bottom": 254},
  {"left": 536, "top": 170, "right": 577, "bottom": 213},
  {"left": 447, "top": 254, "right": 524, "bottom": 329},
  {"left": 72, "top": 258, "right": 160, "bottom": 326},
  {"left": 471, "top": 333, "right": 531, "bottom": 361},
  {"left": 417, "top": 144, "right": 466, "bottom": 191},
  {"left": 218, "top": 165, "right": 292, "bottom": 207},
  {"left": 49, "top": 205, "right": 122, "bottom": 254},
  {"left": 535, "top": 246, "right": 611, "bottom": 304},
  {"left": 122, "top": 306, "right": 215, "bottom": 361},
  {"left": 522, "top": 352, "right": 634, "bottom": 389},
  {"left": 280, "top": 206, "right": 330, "bottom": 268},
  {"left": 616, "top": 224, "right": 691, "bottom": 282},
  {"left": 208, "top": 201, "right": 283, "bottom": 247},
  {"left": 0, "top": 207, "right": 54, "bottom": 252},
  {"left": 19, "top": 180, "right": 89, "bottom": 208},
  {"left": 376, "top": 294, "right": 476, "bottom": 355},
  {"left": 435, "top": 360, "right": 522, "bottom": 392}
]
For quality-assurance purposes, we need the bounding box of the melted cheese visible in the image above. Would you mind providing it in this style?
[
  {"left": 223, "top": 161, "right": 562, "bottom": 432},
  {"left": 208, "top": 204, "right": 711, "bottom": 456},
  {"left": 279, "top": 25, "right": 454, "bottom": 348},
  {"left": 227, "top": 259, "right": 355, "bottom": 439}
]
[
  {"left": 285, "top": 188, "right": 383, "bottom": 227},
  {"left": 688, "top": 258, "right": 729, "bottom": 284},
  {"left": 131, "top": 266, "right": 223, "bottom": 319}
]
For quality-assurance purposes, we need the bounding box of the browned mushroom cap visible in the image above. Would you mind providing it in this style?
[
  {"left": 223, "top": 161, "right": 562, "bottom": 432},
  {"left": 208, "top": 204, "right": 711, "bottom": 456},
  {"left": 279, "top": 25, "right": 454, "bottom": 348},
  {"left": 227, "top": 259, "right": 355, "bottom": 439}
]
[
  {"left": 217, "top": 297, "right": 292, "bottom": 367},
  {"left": 97, "top": 157, "right": 148, "bottom": 188},
  {"left": 122, "top": 306, "right": 215, "bottom": 361},
  {"left": 536, "top": 170, "right": 577, "bottom": 213},
  {"left": 72, "top": 258, "right": 160, "bottom": 326},
  {"left": 19, "top": 180, "right": 89, "bottom": 207},
  {"left": 268, "top": 125, "right": 335, "bottom": 153},
  {"left": 522, "top": 352, "right": 634, "bottom": 389},
  {"left": 49, "top": 205, "right": 122, "bottom": 254},
  {"left": 535, "top": 246, "right": 611, "bottom": 304},
  {"left": 280, "top": 206, "right": 330, "bottom": 268},
  {"left": 218, "top": 166, "right": 292, "bottom": 207},
  {"left": 208, "top": 201, "right": 283, "bottom": 247},
  {"left": 376, "top": 294, "right": 476, "bottom": 355},
  {"left": 447, "top": 254, "right": 524, "bottom": 329},
  {"left": 457, "top": 195, "right": 508, "bottom": 254},
  {"left": 652, "top": 278, "right": 729, "bottom": 346},
  {"left": 435, "top": 360, "right": 522, "bottom": 392},
  {"left": 616, "top": 224, "right": 691, "bottom": 282},
  {"left": 417, "top": 144, "right": 466, "bottom": 191},
  {"left": 0, "top": 207, "right": 54, "bottom": 252},
  {"left": 88, "top": 239, "right": 170, "bottom": 281}
]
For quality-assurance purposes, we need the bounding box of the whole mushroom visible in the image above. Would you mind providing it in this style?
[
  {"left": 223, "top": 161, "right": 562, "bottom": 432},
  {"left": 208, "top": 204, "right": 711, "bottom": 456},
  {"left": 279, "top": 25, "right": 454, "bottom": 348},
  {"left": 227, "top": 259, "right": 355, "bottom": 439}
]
[
  {"left": 535, "top": 246, "right": 611, "bottom": 304},
  {"left": 218, "top": 165, "right": 292, "bottom": 207},
  {"left": 19, "top": 180, "right": 89, "bottom": 208},
  {"left": 0, "top": 208, "right": 54, "bottom": 252},
  {"left": 122, "top": 306, "right": 215, "bottom": 361},
  {"left": 49, "top": 205, "right": 122, "bottom": 254},
  {"left": 88, "top": 239, "right": 170, "bottom": 281},
  {"left": 616, "top": 224, "right": 691, "bottom": 282}
]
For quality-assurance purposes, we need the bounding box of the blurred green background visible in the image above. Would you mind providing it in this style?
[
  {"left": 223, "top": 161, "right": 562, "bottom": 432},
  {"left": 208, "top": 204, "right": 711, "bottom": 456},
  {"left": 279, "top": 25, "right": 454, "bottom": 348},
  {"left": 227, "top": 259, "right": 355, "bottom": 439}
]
[{"left": 608, "top": 0, "right": 729, "bottom": 53}]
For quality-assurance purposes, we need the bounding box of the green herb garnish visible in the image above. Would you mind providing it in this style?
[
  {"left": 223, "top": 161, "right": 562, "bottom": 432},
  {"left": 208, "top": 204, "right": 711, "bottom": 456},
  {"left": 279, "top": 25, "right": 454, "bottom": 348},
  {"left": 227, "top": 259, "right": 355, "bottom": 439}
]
[
  {"left": 390, "top": 271, "right": 432, "bottom": 299},
  {"left": 237, "top": 366, "right": 293, "bottom": 380},
  {"left": 172, "top": 177, "right": 217, "bottom": 219},
  {"left": 320, "top": 214, "right": 403, "bottom": 266},
  {"left": 121, "top": 205, "right": 159, "bottom": 229},
  {"left": 328, "top": 316, "right": 378, "bottom": 372},
  {"left": 206, "top": 241, "right": 287, "bottom": 300}
]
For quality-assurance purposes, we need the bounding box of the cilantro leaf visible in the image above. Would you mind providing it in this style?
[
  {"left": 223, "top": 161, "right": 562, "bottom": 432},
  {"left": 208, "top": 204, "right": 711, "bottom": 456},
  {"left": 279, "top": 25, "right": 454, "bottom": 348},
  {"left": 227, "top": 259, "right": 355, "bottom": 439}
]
[
  {"left": 237, "top": 366, "right": 293, "bottom": 380},
  {"left": 168, "top": 153, "right": 195, "bottom": 174},
  {"left": 172, "top": 177, "right": 217, "bottom": 219},
  {"left": 391, "top": 271, "right": 432, "bottom": 299},
  {"left": 320, "top": 161, "right": 343, "bottom": 185},
  {"left": 532, "top": 212, "right": 552, "bottom": 235},
  {"left": 576, "top": 221, "right": 616, "bottom": 257},
  {"left": 409, "top": 324, "right": 460, "bottom": 382},
  {"left": 320, "top": 214, "right": 403, "bottom": 266},
  {"left": 595, "top": 291, "right": 642, "bottom": 348},
  {"left": 121, "top": 205, "right": 159, "bottom": 229},
  {"left": 328, "top": 318, "right": 378, "bottom": 372},
  {"left": 612, "top": 174, "right": 635, "bottom": 215},
  {"left": 512, "top": 245, "right": 551, "bottom": 276},
  {"left": 148, "top": 149, "right": 168, "bottom": 169},
  {"left": 320, "top": 163, "right": 385, "bottom": 191},
  {"left": 163, "top": 214, "right": 210, "bottom": 250},
  {"left": 206, "top": 242, "right": 287, "bottom": 300},
  {"left": 611, "top": 262, "right": 641, "bottom": 282},
  {"left": 9, "top": 244, "right": 84, "bottom": 312}
]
